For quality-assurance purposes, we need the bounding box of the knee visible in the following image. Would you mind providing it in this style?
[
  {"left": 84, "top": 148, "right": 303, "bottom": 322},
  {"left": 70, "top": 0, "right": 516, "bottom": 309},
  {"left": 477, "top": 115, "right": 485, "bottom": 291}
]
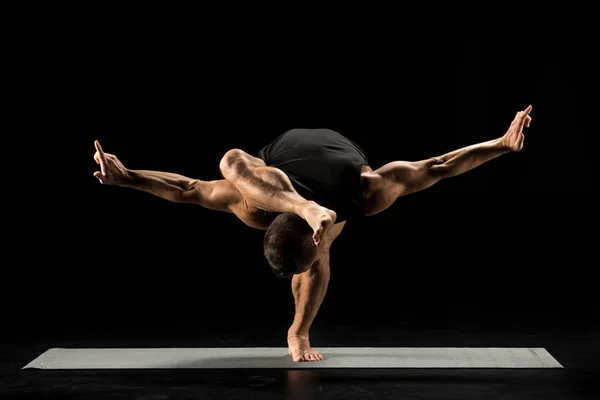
[{"left": 219, "top": 148, "right": 246, "bottom": 178}]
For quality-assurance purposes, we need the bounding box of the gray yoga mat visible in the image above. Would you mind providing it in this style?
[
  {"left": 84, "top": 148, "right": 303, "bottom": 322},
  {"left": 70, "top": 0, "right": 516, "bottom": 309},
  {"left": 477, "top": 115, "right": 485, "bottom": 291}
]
[{"left": 23, "top": 347, "right": 562, "bottom": 369}]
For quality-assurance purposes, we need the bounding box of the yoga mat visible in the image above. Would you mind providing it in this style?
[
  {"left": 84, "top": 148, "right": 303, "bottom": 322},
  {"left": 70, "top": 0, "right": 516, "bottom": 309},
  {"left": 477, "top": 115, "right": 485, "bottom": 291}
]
[{"left": 23, "top": 347, "right": 563, "bottom": 369}]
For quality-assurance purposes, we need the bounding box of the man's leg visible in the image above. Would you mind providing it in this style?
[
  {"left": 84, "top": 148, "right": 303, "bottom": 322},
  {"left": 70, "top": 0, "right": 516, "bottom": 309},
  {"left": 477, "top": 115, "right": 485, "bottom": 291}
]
[{"left": 219, "top": 149, "right": 336, "bottom": 245}]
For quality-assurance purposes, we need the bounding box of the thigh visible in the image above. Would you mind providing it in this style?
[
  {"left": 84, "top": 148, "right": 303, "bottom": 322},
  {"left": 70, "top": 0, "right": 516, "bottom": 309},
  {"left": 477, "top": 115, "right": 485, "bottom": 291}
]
[
  {"left": 220, "top": 148, "right": 267, "bottom": 173},
  {"left": 220, "top": 148, "right": 297, "bottom": 193}
]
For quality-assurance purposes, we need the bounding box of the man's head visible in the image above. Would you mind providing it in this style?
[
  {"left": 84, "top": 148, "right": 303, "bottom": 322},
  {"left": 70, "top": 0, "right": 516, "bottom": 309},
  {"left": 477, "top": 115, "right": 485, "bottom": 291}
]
[{"left": 263, "top": 213, "right": 317, "bottom": 278}]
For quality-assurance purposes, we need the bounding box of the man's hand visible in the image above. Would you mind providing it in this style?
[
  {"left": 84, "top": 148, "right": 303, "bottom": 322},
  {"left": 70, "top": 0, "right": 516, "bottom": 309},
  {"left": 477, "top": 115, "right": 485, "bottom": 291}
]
[
  {"left": 93, "top": 140, "right": 130, "bottom": 185},
  {"left": 501, "top": 105, "right": 532, "bottom": 152}
]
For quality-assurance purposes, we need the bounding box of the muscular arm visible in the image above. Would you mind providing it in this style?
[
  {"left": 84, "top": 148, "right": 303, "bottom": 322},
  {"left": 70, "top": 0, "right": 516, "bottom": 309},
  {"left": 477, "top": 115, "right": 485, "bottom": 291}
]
[
  {"left": 429, "top": 137, "right": 510, "bottom": 178},
  {"left": 376, "top": 106, "right": 532, "bottom": 196},
  {"left": 384, "top": 137, "right": 510, "bottom": 195},
  {"left": 286, "top": 222, "right": 345, "bottom": 361},
  {"left": 288, "top": 251, "right": 331, "bottom": 339},
  {"left": 122, "top": 170, "right": 236, "bottom": 211},
  {"left": 122, "top": 170, "right": 198, "bottom": 202},
  {"left": 93, "top": 141, "right": 247, "bottom": 214}
]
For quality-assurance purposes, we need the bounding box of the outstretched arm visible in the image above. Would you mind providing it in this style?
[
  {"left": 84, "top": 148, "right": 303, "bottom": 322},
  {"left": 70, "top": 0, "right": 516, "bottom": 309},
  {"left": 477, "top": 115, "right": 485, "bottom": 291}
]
[
  {"left": 92, "top": 141, "right": 245, "bottom": 213},
  {"left": 122, "top": 170, "right": 238, "bottom": 211},
  {"left": 373, "top": 105, "right": 532, "bottom": 197}
]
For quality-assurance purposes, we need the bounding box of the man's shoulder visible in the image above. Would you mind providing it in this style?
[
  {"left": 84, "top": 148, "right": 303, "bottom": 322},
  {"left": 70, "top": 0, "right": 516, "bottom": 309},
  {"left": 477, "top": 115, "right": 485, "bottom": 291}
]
[{"left": 232, "top": 199, "right": 270, "bottom": 230}]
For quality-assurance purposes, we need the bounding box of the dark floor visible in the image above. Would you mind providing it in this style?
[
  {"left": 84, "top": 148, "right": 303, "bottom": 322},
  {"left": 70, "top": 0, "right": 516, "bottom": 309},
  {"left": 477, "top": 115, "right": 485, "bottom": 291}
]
[{"left": 1, "top": 319, "right": 598, "bottom": 400}]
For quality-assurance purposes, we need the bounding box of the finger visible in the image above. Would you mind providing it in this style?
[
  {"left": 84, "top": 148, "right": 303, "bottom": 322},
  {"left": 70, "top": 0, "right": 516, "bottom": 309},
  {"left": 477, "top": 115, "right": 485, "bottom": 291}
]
[
  {"left": 291, "top": 350, "right": 303, "bottom": 362},
  {"left": 516, "top": 105, "right": 532, "bottom": 121},
  {"left": 94, "top": 140, "right": 105, "bottom": 156},
  {"left": 516, "top": 106, "right": 531, "bottom": 124},
  {"left": 94, "top": 152, "right": 100, "bottom": 164},
  {"left": 513, "top": 111, "right": 525, "bottom": 127},
  {"left": 99, "top": 157, "right": 106, "bottom": 176},
  {"left": 525, "top": 115, "right": 532, "bottom": 128},
  {"left": 516, "top": 112, "right": 530, "bottom": 131},
  {"left": 95, "top": 140, "right": 108, "bottom": 162},
  {"left": 95, "top": 141, "right": 107, "bottom": 176},
  {"left": 94, "top": 171, "right": 105, "bottom": 184}
]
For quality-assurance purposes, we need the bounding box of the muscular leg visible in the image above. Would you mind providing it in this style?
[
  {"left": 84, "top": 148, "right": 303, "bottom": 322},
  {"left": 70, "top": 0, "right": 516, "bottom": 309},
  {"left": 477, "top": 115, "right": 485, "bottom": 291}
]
[{"left": 219, "top": 149, "right": 336, "bottom": 245}]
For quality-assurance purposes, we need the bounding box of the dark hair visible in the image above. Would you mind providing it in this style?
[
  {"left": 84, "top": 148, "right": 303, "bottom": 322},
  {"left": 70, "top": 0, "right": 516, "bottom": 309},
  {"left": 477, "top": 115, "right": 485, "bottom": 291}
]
[{"left": 263, "top": 213, "right": 317, "bottom": 278}]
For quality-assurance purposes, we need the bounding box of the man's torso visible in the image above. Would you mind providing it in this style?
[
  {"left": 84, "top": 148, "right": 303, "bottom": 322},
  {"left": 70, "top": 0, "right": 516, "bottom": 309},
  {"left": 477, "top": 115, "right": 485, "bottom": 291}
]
[{"left": 256, "top": 128, "right": 369, "bottom": 225}]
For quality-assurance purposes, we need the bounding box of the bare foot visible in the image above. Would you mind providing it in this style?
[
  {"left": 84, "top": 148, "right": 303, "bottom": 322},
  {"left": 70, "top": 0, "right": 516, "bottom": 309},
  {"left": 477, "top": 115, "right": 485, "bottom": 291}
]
[
  {"left": 302, "top": 201, "right": 336, "bottom": 246},
  {"left": 287, "top": 335, "right": 323, "bottom": 362}
]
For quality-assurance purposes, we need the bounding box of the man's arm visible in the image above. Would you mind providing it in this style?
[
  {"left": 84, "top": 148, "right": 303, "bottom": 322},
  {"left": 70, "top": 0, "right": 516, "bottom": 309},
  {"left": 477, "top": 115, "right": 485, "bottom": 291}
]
[
  {"left": 93, "top": 141, "right": 246, "bottom": 214},
  {"left": 287, "top": 251, "right": 330, "bottom": 362},
  {"left": 288, "top": 251, "right": 330, "bottom": 334},
  {"left": 124, "top": 171, "right": 241, "bottom": 211},
  {"left": 287, "top": 222, "right": 345, "bottom": 362},
  {"left": 374, "top": 105, "right": 532, "bottom": 196}
]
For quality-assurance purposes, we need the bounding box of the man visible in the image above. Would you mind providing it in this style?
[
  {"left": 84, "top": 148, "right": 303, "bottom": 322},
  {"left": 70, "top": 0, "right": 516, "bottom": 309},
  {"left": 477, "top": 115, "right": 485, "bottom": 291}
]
[{"left": 93, "top": 105, "right": 532, "bottom": 362}]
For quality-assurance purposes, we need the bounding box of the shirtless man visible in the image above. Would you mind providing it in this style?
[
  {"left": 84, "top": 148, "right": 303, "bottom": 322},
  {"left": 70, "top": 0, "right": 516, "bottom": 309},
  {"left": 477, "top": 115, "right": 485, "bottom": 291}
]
[{"left": 93, "top": 105, "right": 532, "bottom": 362}]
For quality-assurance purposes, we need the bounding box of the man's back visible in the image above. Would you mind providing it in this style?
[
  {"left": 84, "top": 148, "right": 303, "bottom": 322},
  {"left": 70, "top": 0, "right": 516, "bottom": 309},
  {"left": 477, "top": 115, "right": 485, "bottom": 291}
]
[{"left": 257, "top": 129, "right": 369, "bottom": 224}]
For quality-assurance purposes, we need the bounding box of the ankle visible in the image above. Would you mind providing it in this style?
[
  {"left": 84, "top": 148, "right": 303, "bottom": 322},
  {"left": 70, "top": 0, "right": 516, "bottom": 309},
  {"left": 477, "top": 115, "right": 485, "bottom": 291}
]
[
  {"left": 295, "top": 202, "right": 314, "bottom": 220},
  {"left": 288, "top": 327, "right": 309, "bottom": 339}
]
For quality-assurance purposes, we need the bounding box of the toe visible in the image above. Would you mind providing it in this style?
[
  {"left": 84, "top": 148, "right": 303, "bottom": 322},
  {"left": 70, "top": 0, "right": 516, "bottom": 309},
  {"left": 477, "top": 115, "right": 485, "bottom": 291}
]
[{"left": 290, "top": 350, "right": 302, "bottom": 362}]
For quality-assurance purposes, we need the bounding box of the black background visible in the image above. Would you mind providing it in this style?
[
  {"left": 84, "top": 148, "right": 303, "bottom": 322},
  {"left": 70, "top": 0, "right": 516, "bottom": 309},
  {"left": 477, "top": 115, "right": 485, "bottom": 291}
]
[{"left": 7, "top": 28, "right": 595, "bottom": 341}]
